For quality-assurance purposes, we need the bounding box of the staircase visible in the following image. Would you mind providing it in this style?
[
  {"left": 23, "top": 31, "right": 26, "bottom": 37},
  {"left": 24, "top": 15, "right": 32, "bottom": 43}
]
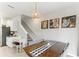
[{"left": 21, "top": 15, "right": 36, "bottom": 42}]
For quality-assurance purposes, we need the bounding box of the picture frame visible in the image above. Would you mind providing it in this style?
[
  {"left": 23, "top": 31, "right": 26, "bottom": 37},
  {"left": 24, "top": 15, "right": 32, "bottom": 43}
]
[
  {"left": 61, "top": 15, "right": 76, "bottom": 28},
  {"left": 49, "top": 18, "right": 59, "bottom": 28},
  {"left": 41, "top": 20, "right": 48, "bottom": 29}
]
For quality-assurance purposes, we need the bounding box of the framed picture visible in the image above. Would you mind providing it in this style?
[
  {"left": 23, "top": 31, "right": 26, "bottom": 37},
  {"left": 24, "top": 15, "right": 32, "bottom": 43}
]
[
  {"left": 61, "top": 15, "right": 76, "bottom": 28},
  {"left": 49, "top": 18, "right": 59, "bottom": 28},
  {"left": 41, "top": 20, "right": 48, "bottom": 29}
]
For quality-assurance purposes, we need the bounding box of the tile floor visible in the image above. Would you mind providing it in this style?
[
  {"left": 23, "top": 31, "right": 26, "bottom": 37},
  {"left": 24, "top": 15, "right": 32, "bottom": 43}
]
[{"left": 0, "top": 46, "right": 29, "bottom": 57}]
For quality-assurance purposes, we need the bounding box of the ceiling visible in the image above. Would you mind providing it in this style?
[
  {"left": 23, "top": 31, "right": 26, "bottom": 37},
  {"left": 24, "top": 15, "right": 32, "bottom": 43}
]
[{"left": 0, "top": 2, "right": 79, "bottom": 18}]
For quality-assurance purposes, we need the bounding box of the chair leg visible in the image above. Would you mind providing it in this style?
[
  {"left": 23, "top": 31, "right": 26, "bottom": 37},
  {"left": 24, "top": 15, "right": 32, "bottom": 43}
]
[{"left": 16, "top": 45, "right": 19, "bottom": 52}]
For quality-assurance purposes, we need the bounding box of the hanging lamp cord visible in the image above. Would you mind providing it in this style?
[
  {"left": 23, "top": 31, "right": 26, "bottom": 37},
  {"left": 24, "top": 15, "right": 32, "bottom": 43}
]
[{"left": 35, "top": 2, "right": 37, "bottom": 12}]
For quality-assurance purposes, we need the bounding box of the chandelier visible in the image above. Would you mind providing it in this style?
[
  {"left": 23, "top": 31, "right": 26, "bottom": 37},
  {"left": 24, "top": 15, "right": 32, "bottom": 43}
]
[{"left": 32, "top": 2, "right": 40, "bottom": 20}]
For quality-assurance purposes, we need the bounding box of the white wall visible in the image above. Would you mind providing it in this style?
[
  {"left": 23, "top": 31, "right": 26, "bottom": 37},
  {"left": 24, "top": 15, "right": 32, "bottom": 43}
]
[
  {"left": 25, "top": 7, "right": 79, "bottom": 56},
  {"left": 1, "top": 16, "right": 28, "bottom": 47},
  {"left": 11, "top": 16, "right": 27, "bottom": 46},
  {"left": 45, "top": 8, "right": 79, "bottom": 56},
  {"left": 0, "top": 28, "right": 2, "bottom": 45}
]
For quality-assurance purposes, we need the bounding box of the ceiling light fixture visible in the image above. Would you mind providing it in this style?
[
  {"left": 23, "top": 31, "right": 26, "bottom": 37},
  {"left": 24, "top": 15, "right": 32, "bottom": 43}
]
[
  {"left": 8, "top": 5, "right": 15, "bottom": 9},
  {"left": 32, "top": 2, "right": 40, "bottom": 20}
]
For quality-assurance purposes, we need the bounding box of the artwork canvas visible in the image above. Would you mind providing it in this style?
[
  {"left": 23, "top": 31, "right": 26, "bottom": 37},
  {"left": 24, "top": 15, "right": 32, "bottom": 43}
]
[
  {"left": 49, "top": 18, "right": 59, "bottom": 28},
  {"left": 61, "top": 15, "right": 76, "bottom": 28},
  {"left": 41, "top": 20, "right": 48, "bottom": 29}
]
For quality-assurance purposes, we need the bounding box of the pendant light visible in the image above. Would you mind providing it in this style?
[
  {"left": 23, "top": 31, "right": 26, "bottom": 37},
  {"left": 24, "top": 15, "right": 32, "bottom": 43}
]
[{"left": 32, "top": 2, "right": 40, "bottom": 20}]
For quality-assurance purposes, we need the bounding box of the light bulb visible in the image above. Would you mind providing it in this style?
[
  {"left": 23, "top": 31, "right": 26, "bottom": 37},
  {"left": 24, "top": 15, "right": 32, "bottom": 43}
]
[{"left": 35, "top": 12, "right": 38, "bottom": 16}]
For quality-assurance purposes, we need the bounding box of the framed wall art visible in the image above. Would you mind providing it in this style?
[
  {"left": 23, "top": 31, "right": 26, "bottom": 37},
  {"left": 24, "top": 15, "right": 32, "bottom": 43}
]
[
  {"left": 61, "top": 15, "right": 76, "bottom": 28},
  {"left": 41, "top": 20, "right": 48, "bottom": 29},
  {"left": 49, "top": 18, "right": 59, "bottom": 28}
]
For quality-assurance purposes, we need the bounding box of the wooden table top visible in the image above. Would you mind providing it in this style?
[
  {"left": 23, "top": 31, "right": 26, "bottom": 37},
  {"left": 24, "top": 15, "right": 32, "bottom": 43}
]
[{"left": 23, "top": 41, "right": 67, "bottom": 57}]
